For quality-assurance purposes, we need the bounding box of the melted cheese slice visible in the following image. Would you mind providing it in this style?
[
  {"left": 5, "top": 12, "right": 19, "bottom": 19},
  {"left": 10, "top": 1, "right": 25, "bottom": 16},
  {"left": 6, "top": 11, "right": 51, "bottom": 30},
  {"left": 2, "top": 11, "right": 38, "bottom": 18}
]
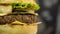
[
  {"left": 11, "top": 21, "right": 25, "bottom": 25},
  {"left": 10, "top": 21, "right": 42, "bottom": 25}
]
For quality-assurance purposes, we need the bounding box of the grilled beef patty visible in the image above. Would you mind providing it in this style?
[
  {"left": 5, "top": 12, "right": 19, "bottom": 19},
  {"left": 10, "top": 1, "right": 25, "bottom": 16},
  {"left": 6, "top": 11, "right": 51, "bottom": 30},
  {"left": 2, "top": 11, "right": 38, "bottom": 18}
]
[{"left": 0, "top": 14, "right": 37, "bottom": 24}]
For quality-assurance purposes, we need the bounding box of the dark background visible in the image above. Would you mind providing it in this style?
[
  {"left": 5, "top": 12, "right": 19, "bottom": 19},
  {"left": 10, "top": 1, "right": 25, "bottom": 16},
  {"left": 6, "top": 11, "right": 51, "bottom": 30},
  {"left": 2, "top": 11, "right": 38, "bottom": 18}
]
[{"left": 36, "top": 0, "right": 60, "bottom": 34}]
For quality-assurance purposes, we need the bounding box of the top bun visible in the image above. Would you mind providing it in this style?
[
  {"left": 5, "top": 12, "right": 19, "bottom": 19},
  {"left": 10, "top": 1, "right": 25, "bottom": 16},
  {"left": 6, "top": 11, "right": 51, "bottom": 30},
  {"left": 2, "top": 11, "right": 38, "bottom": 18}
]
[{"left": 0, "top": 0, "right": 36, "bottom": 4}]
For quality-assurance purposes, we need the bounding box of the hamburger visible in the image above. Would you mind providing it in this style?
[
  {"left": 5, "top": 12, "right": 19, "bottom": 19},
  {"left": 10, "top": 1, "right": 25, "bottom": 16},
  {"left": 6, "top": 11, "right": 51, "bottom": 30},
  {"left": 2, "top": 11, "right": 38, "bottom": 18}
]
[{"left": 0, "top": 0, "right": 40, "bottom": 34}]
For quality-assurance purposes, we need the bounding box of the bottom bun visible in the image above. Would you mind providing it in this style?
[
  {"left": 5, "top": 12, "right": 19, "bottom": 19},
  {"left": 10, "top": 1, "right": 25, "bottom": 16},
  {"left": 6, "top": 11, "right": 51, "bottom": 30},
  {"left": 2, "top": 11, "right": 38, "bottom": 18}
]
[{"left": 0, "top": 24, "right": 38, "bottom": 34}]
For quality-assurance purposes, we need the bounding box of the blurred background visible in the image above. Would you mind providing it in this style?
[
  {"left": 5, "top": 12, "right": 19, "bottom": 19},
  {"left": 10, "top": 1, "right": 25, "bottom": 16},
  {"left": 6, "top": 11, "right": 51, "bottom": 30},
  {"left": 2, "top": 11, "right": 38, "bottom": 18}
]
[{"left": 36, "top": 0, "right": 60, "bottom": 34}]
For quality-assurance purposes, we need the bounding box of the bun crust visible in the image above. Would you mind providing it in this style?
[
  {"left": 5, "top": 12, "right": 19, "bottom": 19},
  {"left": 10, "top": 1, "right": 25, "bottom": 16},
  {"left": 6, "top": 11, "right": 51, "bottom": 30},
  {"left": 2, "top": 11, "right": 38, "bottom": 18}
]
[
  {"left": 0, "top": 0, "right": 36, "bottom": 4},
  {"left": 0, "top": 24, "right": 38, "bottom": 34}
]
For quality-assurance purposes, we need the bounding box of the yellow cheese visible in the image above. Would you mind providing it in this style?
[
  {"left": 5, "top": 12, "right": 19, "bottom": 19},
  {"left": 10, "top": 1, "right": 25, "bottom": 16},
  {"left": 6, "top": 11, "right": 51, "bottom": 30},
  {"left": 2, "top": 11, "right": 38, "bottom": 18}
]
[{"left": 10, "top": 21, "right": 25, "bottom": 25}]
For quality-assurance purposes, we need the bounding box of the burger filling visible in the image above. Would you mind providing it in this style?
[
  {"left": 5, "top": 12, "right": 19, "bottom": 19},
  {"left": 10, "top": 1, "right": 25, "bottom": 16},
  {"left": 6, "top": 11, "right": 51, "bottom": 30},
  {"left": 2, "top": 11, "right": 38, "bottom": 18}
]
[{"left": 0, "top": 3, "right": 40, "bottom": 24}]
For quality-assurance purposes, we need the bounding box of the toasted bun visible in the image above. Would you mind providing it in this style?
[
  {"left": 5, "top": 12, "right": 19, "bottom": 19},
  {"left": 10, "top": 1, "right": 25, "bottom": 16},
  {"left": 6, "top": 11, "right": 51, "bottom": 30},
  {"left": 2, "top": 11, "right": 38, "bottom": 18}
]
[
  {"left": 0, "top": 0, "right": 36, "bottom": 4},
  {"left": 0, "top": 21, "right": 38, "bottom": 34},
  {"left": 0, "top": 5, "right": 12, "bottom": 16}
]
